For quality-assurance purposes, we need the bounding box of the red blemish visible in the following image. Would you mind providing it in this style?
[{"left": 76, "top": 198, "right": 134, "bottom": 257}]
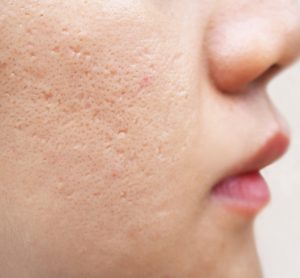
[{"left": 139, "top": 76, "right": 153, "bottom": 89}]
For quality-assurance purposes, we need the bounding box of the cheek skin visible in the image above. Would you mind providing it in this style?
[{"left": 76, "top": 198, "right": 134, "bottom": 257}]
[{"left": 0, "top": 2, "right": 208, "bottom": 276}]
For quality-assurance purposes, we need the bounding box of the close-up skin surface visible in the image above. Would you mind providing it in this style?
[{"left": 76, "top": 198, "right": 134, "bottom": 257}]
[{"left": 1, "top": 1, "right": 300, "bottom": 277}]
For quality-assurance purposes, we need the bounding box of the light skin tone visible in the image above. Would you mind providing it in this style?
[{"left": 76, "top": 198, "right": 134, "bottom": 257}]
[{"left": 1, "top": 1, "right": 300, "bottom": 277}]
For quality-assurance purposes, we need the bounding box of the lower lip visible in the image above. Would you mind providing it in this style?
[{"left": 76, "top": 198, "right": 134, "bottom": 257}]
[{"left": 211, "top": 172, "right": 270, "bottom": 217}]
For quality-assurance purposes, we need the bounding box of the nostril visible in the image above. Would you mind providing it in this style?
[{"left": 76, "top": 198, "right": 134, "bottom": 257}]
[
  {"left": 222, "top": 64, "right": 282, "bottom": 94},
  {"left": 210, "top": 63, "right": 282, "bottom": 95},
  {"left": 254, "top": 64, "right": 282, "bottom": 87}
]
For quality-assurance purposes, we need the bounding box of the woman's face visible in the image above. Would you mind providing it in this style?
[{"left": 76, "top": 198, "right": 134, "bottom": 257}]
[{"left": 1, "top": 1, "right": 300, "bottom": 277}]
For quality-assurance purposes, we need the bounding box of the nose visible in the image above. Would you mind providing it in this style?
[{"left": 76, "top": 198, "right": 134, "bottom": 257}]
[{"left": 205, "top": 1, "right": 300, "bottom": 94}]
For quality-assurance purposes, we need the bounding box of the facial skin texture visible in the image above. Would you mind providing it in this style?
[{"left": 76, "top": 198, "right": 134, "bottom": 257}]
[{"left": 1, "top": 1, "right": 300, "bottom": 277}]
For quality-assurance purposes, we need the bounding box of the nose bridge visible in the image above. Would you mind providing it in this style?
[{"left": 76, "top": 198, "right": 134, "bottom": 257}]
[{"left": 206, "top": 1, "right": 300, "bottom": 94}]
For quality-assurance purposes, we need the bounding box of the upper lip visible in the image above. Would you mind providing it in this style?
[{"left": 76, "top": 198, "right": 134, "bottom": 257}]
[{"left": 228, "top": 128, "right": 290, "bottom": 177}]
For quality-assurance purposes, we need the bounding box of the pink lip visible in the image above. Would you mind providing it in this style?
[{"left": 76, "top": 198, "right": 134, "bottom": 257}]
[
  {"left": 211, "top": 172, "right": 270, "bottom": 216},
  {"left": 211, "top": 130, "right": 290, "bottom": 217}
]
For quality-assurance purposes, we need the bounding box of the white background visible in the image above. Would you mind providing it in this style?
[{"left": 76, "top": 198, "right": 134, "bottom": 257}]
[{"left": 256, "top": 59, "right": 300, "bottom": 278}]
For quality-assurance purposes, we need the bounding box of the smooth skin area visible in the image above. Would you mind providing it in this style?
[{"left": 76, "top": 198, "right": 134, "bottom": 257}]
[{"left": 1, "top": 1, "right": 300, "bottom": 277}]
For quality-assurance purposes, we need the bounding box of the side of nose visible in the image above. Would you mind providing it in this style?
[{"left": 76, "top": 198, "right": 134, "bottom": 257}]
[{"left": 205, "top": 1, "right": 300, "bottom": 94}]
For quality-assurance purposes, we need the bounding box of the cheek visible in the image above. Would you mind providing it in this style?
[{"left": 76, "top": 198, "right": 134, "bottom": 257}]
[
  {"left": 0, "top": 4, "right": 219, "bottom": 276},
  {"left": 48, "top": 42, "right": 196, "bottom": 221},
  {"left": 1, "top": 2, "right": 202, "bottom": 256}
]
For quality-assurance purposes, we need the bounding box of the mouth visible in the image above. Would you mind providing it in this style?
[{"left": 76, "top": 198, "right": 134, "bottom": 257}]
[
  {"left": 210, "top": 130, "right": 290, "bottom": 217},
  {"left": 211, "top": 171, "right": 270, "bottom": 216}
]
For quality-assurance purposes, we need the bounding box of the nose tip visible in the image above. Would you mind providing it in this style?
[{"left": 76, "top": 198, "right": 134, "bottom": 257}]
[{"left": 206, "top": 1, "right": 300, "bottom": 94}]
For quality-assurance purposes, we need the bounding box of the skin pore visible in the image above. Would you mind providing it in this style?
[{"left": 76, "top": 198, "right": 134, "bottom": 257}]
[{"left": 1, "top": 1, "right": 300, "bottom": 277}]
